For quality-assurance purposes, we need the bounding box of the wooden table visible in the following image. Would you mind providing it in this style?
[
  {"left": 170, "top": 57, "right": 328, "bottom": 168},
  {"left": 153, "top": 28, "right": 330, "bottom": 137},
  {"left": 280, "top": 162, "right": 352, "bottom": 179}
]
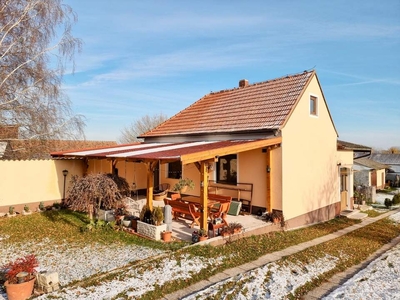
[{"left": 181, "top": 196, "right": 218, "bottom": 208}]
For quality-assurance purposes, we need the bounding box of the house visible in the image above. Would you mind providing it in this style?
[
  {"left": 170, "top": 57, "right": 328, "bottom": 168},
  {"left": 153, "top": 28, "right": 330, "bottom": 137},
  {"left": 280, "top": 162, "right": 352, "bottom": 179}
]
[
  {"left": 0, "top": 125, "right": 117, "bottom": 160},
  {"left": 369, "top": 153, "right": 400, "bottom": 173},
  {"left": 52, "top": 70, "right": 354, "bottom": 229},
  {"left": 353, "top": 157, "right": 388, "bottom": 190}
]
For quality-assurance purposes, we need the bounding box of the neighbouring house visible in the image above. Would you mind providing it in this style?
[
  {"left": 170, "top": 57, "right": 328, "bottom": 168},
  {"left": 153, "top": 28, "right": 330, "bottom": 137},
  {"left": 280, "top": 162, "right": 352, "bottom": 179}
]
[
  {"left": 51, "top": 70, "right": 357, "bottom": 229},
  {"left": 368, "top": 153, "right": 400, "bottom": 187},
  {"left": 0, "top": 125, "right": 117, "bottom": 160},
  {"left": 336, "top": 140, "right": 372, "bottom": 209},
  {"left": 353, "top": 157, "right": 388, "bottom": 190}
]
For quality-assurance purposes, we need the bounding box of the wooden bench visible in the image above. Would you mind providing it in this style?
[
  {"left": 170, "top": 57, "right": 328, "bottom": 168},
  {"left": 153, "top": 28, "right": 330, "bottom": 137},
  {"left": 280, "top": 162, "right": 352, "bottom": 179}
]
[{"left": 164, "top": 199, "right": 200, "bottom": 228}]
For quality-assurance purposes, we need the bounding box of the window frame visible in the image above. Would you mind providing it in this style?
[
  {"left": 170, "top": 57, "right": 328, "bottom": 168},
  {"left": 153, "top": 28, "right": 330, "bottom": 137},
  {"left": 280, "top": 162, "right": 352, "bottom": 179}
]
[
  {"left": 167, "top": 161, "right": 182, "bottom": 179},
  {"left": 309, "top": 94, "right": 318, "bottom": 116},
  {"left": 216, "top": 154, "right": 237, "bottom": 185}
]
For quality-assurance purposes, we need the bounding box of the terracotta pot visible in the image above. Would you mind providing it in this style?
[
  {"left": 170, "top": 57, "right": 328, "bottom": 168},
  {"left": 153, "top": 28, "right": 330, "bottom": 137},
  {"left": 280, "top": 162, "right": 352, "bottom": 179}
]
[
  {"left": 199, "top": 235, "right": 208, "bottom": 242},
  {"left": 4, "top": 277, "right": 35, "bottom": 300},
  {"left": 162, "top": 231, "right": 172, "bottom": 242}
]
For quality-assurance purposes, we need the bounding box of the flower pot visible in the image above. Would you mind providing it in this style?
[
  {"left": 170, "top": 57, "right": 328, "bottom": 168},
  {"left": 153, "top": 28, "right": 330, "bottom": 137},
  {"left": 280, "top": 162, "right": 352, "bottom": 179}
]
[
  {"left": 162, "top": 231, "right": 172, "bottom": 242},
  {"left": 179, "top": 186, "right": 188, "bottom": 193},
  {"left": 199, "top": 235, "right": 208, "bottom": 242},
  {"left": 122, "top": 220, "right": 131, "bottom": 227},
  {"left": 5, "top": 277, "right": 35, "bottom": 300},
  {"left": 131, "top": 218, "right": 138, "bottom": 231}
]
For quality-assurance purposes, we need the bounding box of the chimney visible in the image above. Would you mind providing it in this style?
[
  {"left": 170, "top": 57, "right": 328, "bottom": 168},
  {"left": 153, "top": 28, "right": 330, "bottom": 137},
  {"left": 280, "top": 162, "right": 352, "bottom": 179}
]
[{"left": 239, "top": 79, "right": 249, "bottom": 88}]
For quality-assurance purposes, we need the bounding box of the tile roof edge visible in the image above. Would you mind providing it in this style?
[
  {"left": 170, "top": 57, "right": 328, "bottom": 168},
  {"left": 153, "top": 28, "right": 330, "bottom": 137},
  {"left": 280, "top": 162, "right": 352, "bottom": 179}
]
[{"left": 208, "top": 70, "right": 314, "bottom": 95}]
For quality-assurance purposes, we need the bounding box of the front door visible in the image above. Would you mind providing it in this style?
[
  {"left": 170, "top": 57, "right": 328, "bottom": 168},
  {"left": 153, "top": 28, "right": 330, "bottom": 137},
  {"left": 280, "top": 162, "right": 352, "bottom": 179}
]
[{"left": 340, "top": 168, "right": 349, "bottom": 210}]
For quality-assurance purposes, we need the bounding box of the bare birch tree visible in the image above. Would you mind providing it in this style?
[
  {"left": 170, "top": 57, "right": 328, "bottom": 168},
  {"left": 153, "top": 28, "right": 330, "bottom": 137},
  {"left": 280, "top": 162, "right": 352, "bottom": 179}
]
[
  {"left": 119, "top": 113, "right": 168, "bottom": 143},
  {"left": 0, "top": 0, "right": 85, "bottom": 140}
]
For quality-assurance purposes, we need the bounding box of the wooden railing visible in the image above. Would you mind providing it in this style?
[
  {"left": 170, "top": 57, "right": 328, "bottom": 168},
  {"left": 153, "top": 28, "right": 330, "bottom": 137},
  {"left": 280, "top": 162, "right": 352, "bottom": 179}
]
[{"left": 208, "top": 180, "right": 253, "bottom": 213}]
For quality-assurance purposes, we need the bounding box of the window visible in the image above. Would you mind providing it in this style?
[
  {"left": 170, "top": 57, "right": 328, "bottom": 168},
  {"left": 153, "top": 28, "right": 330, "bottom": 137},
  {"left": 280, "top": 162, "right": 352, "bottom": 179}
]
[
  {"left": 168, "top": 161, "right": 182, "bottom": 179},
  {"left": 310, "top": 95, "right": 318, "bottom": 116},
  {"left": 216, "top": 154, "right": 237, "bottom": 184}
]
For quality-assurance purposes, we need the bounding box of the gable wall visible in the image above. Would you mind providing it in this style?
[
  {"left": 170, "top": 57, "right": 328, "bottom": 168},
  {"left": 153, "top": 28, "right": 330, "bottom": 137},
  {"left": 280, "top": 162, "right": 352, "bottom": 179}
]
[{"left": 281, "top": 75, "right": 339, "bottom": 222}]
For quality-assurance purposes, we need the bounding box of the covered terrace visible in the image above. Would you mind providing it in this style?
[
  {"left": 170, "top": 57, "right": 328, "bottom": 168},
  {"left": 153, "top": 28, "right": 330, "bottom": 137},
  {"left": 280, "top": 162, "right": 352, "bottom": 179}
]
[{"left": 51, "top": 137, "right": 282, "bottom": 232}]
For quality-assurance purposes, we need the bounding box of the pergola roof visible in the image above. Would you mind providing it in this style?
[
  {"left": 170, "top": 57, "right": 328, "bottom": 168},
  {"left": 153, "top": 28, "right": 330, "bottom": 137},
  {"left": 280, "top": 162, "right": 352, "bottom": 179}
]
[{"left": 51, "top": 137, "right": 282, "bottom": 164}]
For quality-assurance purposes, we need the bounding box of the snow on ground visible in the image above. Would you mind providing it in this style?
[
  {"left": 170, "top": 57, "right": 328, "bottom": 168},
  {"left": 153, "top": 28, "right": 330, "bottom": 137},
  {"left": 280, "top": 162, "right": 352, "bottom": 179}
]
[
  {"left": 183, "top": 255, "right": 340, "bottom": 299},
  {"left": 323, "top": 243, "right": 400, "bottom": 300},
  {"left": 1, "top": 211, "right": 399, "bottom": 300},
  {"left": 184, "top": 211, "right": 400, "bottom": 300}
]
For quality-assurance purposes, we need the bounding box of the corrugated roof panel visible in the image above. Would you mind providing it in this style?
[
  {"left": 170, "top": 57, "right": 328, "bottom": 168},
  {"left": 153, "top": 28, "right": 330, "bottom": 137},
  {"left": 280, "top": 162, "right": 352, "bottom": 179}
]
[
  {"left": 66, "top": 143, "right": 169, "bottom": 156},
  {"left": 109, "top": 141, "right": 215, "bottom": 158}
]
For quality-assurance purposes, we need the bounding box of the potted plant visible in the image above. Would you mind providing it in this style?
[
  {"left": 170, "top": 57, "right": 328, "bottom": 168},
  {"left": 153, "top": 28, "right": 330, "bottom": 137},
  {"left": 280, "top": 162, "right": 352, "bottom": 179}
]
[
  {"left": 137, "top": 205, "right": 167, "bottom": 241},
  {"left": 198, "top": 228, "right": 208, "bottom": 241},
  {"left": 229, "top": 222, "right": 243, "bottom": 234},
  {"left": 270, "top": 210, "right": 282, "bottom": 224},
  {"left": 2, "top": 254, "right": 38, "bottom": 300},
  {"left": 161, "top": 230, "right": 172, "bottom": 242},
  {"left": 122, "top": 216, "right": 131, "bottom": 227},
  {"left": 22, "top": 205, "right": 32, "bottom": 216},
  {"left": 52, "top": 201, "right": 61, "bottom": 210},
  {"left": 8, "top": 206, "right": 15, "bottom": 217},
  {"left": 220, "top": 226, "right": 233, "bottom": 237},
  {"left": 152, "top": 206, "right": 164, "bottom": 226},
  {"left": 173, "top": 178, "right": 195, "bottom": 193}
]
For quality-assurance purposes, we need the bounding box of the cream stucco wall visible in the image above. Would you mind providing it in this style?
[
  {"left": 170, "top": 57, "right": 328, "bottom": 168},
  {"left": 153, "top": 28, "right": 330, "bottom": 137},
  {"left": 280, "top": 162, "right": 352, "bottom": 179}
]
[
  {"left": 280, "top": 75, "right": 339, "bottom": 221},
  {"left": 0, "top": 159, "right": 84, "bottom": 213}
]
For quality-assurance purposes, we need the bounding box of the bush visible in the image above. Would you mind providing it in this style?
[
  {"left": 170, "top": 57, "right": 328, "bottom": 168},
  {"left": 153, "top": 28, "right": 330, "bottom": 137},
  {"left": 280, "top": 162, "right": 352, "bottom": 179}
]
[
  {"left": 384, "top": 198, "right": 392, "bottom": 208},
  {"left": 3, "top": 254, "right": 38, "bottom": 284},
  {"left": 392, "top": 194, "right": 400, "bottom": 205}
]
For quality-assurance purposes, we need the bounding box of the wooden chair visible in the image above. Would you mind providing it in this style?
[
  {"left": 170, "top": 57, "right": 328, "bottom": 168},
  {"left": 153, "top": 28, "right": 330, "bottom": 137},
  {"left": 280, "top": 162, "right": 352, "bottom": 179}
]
[{"left": 209, "top": 200, "right": 231, "bottom": 226}]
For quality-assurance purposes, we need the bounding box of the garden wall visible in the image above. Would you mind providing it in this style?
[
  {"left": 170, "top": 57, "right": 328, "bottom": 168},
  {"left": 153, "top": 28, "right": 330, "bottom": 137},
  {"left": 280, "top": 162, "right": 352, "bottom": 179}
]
[{"left": 0, "top": 159, "right": 84, "bottom": 214}]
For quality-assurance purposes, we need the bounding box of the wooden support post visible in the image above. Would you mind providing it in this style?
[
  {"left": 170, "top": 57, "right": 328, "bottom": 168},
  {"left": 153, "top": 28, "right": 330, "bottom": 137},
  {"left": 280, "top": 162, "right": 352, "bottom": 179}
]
[
  {"left": 200, "top": 161, "right": 209, "bottom": 230},
  {"left": 146, "top": 161, "right": 157, "bottom": 211},
  {"left": 266, "top": 148, "right": 271, "bottom": 212}
]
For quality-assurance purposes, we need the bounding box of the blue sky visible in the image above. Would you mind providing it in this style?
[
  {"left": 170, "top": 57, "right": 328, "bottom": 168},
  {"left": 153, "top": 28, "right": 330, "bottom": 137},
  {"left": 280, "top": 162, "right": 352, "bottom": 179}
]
[{"left": 62, "top": 0, "right": 400, "bottom": 149}]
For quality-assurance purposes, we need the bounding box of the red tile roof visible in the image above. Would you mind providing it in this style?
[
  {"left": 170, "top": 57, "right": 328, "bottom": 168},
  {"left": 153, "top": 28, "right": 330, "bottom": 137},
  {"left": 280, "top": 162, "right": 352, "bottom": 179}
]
[
  {"left": 141, "top": 71, "right": 314, "bottom": 137},
  {"left": 1, "top": 139, "right": 117, "bottom": 160}
]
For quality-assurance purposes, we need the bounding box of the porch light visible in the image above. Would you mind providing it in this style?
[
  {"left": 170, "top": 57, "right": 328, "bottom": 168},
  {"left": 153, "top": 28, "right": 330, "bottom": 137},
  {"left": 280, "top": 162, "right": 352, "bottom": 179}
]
[
  {"left": 62, "top": 169, "right": 68, "bottom": 200},
  {"left": 267, "top": 166, "right": 271, "bottom": 173}
]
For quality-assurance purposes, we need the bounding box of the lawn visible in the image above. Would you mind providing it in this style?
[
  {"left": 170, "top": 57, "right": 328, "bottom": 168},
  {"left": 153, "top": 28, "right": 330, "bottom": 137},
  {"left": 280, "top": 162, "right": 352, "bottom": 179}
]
[{"left": 1, "top": 210, "right": 398, "bottom": 299}]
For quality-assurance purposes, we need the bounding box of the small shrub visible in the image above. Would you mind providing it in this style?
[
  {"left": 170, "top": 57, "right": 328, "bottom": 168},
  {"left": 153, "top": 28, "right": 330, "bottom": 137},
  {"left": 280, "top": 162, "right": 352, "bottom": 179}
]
[
  {"left": 152, "top": 206, "right": 164, "bottom": 226},
  {"left": 384, "top": 198, "right": 392, "bottom": 208},
  {"left": 140, "top": 205, "right": 153, "bottom": 224},
  {"left": 24, "top": 205, "right": 30, "bottom": 212},
  {"left": 392, "top": 194, "right": 400, "bottom": 205},
  {"left": 3, "top": 254, "right": 38, "bottom": 284},
  {"left": 8, "top": 206, "right": 14, "bottom": 214}
]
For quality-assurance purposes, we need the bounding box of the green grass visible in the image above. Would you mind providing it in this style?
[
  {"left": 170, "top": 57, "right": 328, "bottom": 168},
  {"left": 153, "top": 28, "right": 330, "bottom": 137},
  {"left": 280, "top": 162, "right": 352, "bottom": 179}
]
[
  {"left": 1, "top": 210, "right": 398, "bottom": 300},
  {"left": 361, "top": 209, "right": 384, "bottom": 218},
  {"left": 0, "top": 210, "right": 186, "bottom": 251}
]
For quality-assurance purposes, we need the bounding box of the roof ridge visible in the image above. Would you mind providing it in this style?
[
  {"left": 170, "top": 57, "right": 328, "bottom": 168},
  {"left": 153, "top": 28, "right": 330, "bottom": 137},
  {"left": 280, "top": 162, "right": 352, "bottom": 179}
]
[{"left": 209, "top": 70, "right": 314, "bottom": 95}]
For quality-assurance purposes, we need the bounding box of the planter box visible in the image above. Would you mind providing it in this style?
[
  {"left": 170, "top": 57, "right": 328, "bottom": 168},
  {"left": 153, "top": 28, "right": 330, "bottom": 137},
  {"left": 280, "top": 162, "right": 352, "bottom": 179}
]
[{"left": 137, "top": 221, "right": 166, "bottom": 241}]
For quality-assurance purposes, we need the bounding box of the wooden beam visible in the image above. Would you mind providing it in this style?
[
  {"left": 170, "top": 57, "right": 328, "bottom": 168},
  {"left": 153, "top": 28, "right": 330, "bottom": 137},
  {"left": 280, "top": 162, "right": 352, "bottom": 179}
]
[
  {"left": 266, "top": 149, "right": 271, "bottom": 212},
  {"left": 145, "top": 161, "right": 158, "bottom": 211},
  {"left": 200, "top": 161, "right": 209, "bottom": 230},
  {"left": 181, "top": 137, "right": 282, "bottom": 165}
]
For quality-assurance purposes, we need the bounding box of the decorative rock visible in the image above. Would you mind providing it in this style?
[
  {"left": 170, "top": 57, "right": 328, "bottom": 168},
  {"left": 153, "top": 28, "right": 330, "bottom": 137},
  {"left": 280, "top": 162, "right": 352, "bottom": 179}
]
[{"left": 36, "top": 271, "right": 60, "bottom": 293}]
